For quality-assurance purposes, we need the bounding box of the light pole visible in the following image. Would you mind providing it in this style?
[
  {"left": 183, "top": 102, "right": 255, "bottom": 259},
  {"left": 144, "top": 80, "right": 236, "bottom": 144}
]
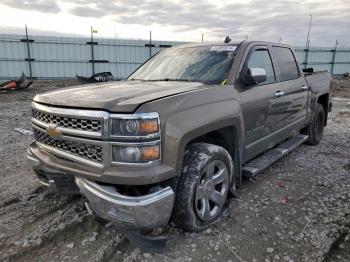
[
  {"left": 149, "top": 30, "right": 152, "bottom": 58},
  {"left": 90, "top": 26, "right": 98, "bottom": 75},
  {"left": 24, "top": 24, "right": 33, "bottom": 78},
  {"left": 331, "top": 40, "right": 339, "bottom": 75}
]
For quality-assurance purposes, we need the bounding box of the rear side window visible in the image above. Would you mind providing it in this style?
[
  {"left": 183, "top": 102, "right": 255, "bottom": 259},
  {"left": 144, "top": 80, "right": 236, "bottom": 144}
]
[
  {"left": 273, "top": 47, "right": 299, "bottom": 81},
  {"left": 247, "top": 48, "right": 276, "bottom": 85}
]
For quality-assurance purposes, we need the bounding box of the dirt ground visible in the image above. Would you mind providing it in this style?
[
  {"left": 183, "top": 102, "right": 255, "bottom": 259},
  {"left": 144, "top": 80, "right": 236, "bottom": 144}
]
[
  {"left": 0, "top": 79, "right": 349, "bottom": 262},
  {"left": 332, "top": 77, "right": 350, "bottom": 99}
]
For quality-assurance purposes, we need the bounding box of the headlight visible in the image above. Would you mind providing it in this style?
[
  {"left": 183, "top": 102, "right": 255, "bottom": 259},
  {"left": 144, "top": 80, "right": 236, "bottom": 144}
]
[
  {"left": 110, "top": 113, "right": 159, "bottom": 138},
  {"left": 112, "top": 144, "right": 160, "bottom": 164},
  {"left": 110, "top": 113, "right": 161, "bottom": 165}
]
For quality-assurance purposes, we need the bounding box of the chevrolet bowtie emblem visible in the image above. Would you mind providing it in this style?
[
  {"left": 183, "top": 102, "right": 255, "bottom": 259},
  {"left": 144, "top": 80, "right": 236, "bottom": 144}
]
[{"left": 46, "top": 124, "right": 62, "bottom": 138}]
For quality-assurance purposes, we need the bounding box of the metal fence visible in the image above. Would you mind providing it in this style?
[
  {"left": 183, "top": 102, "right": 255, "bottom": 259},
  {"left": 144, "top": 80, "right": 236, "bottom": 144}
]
[
  {"left": 0, "top": 33, "right": 349, "bottom": 80},
  {"left": 0, "top": 34, "right": 184, "bottom": 80},
  {"left": 294, "top": 46, "right": 350, "bottom": 75}
]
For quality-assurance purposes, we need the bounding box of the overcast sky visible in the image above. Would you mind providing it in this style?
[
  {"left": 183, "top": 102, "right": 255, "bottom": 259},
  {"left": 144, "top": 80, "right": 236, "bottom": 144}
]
[{"left": 0, "top": 0, "right": 349, "bottom": 47}]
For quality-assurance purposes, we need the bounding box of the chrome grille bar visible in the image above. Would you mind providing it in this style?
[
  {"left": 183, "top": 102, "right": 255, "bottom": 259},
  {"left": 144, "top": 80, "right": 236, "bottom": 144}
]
[
  {"left": 32, "top": 109, "right": 102, "bottom": 132},
  {"left": 31, "top": 102, "right": 109, "bottom": 138},
  {"left": 34, "top": 129, "right": 103, "bottom": 164}
]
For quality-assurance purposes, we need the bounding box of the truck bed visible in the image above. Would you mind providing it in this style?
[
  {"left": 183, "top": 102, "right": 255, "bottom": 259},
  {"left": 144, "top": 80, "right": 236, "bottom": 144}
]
[{"left": 305, "top": 70, "right": 332, "bottom": 93}]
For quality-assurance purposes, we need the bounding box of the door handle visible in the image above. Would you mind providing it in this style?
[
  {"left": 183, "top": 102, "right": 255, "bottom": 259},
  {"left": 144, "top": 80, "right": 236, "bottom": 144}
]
[
  {"left": 301, "top": 85, "right": 309, "bottom": 90},
  {"left": 275, "top": 91, "right": 285, "bottom": 97}
]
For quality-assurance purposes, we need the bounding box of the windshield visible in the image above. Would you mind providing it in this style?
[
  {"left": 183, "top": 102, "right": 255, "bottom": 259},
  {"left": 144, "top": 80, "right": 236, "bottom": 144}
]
[{"left": 128, "top": 46, "right": 237, "bottom": 84}]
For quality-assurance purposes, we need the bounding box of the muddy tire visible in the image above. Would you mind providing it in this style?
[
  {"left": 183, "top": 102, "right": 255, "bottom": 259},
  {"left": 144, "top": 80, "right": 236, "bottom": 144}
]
[
  {"left": 303, "top": 103, "right": 325, "bottom": 145},
  {"left": 173, "top": 143, "right": 234, "bottom": 232}
]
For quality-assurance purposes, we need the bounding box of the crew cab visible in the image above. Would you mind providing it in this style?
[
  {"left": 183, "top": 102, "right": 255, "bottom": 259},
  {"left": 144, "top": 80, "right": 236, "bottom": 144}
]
[{"left": 27, "top": 40, "right": 332, "bottom": 232}]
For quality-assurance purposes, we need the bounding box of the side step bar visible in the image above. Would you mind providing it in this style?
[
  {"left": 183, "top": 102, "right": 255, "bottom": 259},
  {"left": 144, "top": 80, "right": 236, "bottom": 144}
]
[{"left": 242, "top": 135, "right": 308, "bottom": 178}]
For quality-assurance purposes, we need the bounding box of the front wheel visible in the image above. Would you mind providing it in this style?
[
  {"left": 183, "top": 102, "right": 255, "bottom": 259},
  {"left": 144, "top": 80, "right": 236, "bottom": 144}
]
[
  {"left": 173, "top": 143, "right": 234, "bottom": 232},
  {"left": 302, "top": 103, "right": 325, "bottom": 145}
]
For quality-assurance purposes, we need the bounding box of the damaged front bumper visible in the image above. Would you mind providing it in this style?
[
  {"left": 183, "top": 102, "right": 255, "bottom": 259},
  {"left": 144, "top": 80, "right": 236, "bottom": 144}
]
[
  {"left": 26, "top": 144, "right": 175, "bottom": 230},
  {"left": 75, "top": 177, "right": 174, "bottom": 230}
]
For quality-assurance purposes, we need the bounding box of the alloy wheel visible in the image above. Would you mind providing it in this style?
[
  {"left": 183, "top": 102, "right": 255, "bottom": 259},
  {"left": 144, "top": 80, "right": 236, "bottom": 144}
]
[{"left": 195, "top": 160, "right": 229, "bottom": 221}]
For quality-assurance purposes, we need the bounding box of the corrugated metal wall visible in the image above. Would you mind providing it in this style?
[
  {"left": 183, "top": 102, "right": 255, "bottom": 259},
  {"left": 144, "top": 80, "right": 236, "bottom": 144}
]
[
  {"left": 294, "top": 46, "right": 350, "bottom": 75},
  {"left": 0, "top": 34, "right": 185, "bottom": 80},
  {"left": 0, "top": 34, "right": 349, "bottom": 80}
]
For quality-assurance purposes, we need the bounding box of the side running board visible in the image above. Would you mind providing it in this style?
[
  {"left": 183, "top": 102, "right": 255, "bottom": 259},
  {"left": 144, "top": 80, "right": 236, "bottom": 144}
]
[{"left": 242, "top": 135, "right": 308, "bottom": 178}]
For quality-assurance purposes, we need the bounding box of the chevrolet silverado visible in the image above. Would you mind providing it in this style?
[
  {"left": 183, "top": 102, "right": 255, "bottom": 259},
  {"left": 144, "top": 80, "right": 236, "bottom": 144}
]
[{"left": 27, "top": 40, "right": 332, "bottom": 232}]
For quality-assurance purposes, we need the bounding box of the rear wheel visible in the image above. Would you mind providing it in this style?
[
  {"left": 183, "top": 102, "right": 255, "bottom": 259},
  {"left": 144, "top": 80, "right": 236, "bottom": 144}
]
[
  {"left": 173, "top": 143, "right": 234, "bottom": 232},
  {"left": 303, "top": 103, "right": 325, "bottom": 145}
]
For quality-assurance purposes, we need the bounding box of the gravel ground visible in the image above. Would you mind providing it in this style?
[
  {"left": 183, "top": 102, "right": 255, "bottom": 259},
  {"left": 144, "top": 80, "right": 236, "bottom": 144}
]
[
  {"left": 0, "top": 79, "right": 349, "bottom": 262},
  {"left": 332, "top": 77, "right": 350, "bottom": 99}
]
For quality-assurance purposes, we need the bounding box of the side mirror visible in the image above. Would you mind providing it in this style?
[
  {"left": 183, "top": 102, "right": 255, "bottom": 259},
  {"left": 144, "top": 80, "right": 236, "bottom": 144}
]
[{"left": 242, "top": 67, "right": 267, "bottom": 86}]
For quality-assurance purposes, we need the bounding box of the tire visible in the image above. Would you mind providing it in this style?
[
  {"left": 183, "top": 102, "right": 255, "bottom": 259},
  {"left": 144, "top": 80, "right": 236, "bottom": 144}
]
[
  {"left": 303, "top": 103, "right": 325, "bottom": 145},
  {"left": 173, "top": 143, "right": 235, "bottom": 232}
]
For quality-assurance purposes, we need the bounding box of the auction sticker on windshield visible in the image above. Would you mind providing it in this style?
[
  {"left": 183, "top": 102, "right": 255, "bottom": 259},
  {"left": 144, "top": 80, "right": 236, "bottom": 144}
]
[{"left": 210, "top": 46, "right": 237, "bottom": 52}]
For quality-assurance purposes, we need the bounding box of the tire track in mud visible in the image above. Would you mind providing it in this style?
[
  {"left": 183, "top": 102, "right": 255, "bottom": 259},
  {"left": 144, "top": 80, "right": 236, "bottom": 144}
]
[
  {"left": 0, "top": 187, "right": 75, "bottom": 231},
  {"left": 0, "top": 198, "right": 21, "bottom": 209},
  {"left": 0, "top": 185, "right": 126, "bottom": 262},
  {"left": 10, "top": 214, "right": 126, "bottom": 262},
  {"left": 1, "top": 186, "right": 82, "bottom": 260}
]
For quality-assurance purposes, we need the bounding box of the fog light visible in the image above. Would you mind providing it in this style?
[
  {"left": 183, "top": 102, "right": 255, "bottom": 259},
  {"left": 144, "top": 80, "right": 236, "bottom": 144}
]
[
  {"left": 113, "top": 146, "right": 141, "bottom": 163},
  {"left": 112, "top": 144, "right": 160, "bottom": 163}
]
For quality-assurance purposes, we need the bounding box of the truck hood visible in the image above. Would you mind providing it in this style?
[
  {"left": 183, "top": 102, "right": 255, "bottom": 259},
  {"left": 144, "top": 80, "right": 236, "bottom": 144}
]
[{"left": 33, "top": 80, "right": 205, "bottom": 112}]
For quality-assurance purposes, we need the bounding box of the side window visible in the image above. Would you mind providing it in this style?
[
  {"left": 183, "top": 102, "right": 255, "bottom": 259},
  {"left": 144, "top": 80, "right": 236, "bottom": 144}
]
[
  {"left": 272, "top": 46, "right": 299, "bottom": 81},
  {"left": 247, "top": 48, "right": 276, "bottom": 85}
]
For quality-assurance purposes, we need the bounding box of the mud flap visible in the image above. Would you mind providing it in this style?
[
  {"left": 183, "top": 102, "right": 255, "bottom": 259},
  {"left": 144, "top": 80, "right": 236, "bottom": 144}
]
[{"left": 115, "top": 225, "right": 169, "bottom": 254}]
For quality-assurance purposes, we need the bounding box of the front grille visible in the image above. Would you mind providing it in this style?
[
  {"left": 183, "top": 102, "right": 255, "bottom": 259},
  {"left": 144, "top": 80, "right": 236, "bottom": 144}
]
[
  {"left": 34, "top": 129, "right": 103, "bottom": 164},
  {"left": 32, "top": 109, "right": 102, "bottom": 133}
]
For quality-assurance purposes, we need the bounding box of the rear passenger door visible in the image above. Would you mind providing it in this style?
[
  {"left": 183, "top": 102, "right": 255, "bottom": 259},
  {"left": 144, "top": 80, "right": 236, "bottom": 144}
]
[{"left": 271, "top": 46, "right": 308, "bottom": 134}]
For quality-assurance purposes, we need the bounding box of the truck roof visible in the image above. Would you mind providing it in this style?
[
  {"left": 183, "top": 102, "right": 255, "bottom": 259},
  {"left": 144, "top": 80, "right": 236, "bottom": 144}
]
[
  {"left": 173, "top": 40, "right": 292, "bottom": 49},
  {"left": 172, "top": 41, "right": 243, "bottom": 49}
]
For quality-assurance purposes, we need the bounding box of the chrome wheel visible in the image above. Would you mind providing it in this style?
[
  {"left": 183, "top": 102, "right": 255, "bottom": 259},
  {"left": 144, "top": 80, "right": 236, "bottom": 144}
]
[{"left": 195, "top": 160, "right": 229, "bottom": 221}]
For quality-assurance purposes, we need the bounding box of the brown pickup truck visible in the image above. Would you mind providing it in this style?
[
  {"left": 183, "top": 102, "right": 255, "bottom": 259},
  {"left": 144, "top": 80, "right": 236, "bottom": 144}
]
[{"left": 27, "top": 40, "right": 332, "bottom": 232}]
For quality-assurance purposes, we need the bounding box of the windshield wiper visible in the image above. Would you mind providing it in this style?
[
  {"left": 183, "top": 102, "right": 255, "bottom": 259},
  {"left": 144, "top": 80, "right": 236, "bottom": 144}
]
[
  {"left": 128, "top": 78, "right": 198, "bottom": 82},
  {"left": 146, "top": 78, "right": 193, "bottom": 82},
  {"left": 128, "top": 78, "right": 146, "bottom": 81}
]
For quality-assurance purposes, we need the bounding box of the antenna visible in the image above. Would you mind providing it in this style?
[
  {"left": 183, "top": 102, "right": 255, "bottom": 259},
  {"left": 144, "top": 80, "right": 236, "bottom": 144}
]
[
  {"left": 305, "top": 15, "right": 312, "bottom": 49},
  {"left": 114, "top": 26, "right": 119, "bottom": 80}
]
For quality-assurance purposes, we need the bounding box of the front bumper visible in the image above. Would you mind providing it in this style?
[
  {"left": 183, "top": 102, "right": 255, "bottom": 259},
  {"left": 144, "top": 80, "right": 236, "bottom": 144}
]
[
  {"left": 26, "top": 142, "right": 175, "bottom": 229},
  {"left": 75, "top": 177, "right": 174, "bottom": 229}
]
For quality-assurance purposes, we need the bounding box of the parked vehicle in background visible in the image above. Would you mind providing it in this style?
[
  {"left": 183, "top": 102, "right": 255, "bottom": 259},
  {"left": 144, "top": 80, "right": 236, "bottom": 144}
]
[{"left": 27, "top": 40, "right": 332, "bottom": 232}]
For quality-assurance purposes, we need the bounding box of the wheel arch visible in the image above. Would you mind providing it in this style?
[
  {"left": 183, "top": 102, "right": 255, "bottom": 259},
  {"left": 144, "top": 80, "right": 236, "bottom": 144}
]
[
  {"left": 187, "top": 125, "right": 242, "bottom": 188},
  {"left": 164, "top": 118, "right": 244, "bottom": 189}
]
